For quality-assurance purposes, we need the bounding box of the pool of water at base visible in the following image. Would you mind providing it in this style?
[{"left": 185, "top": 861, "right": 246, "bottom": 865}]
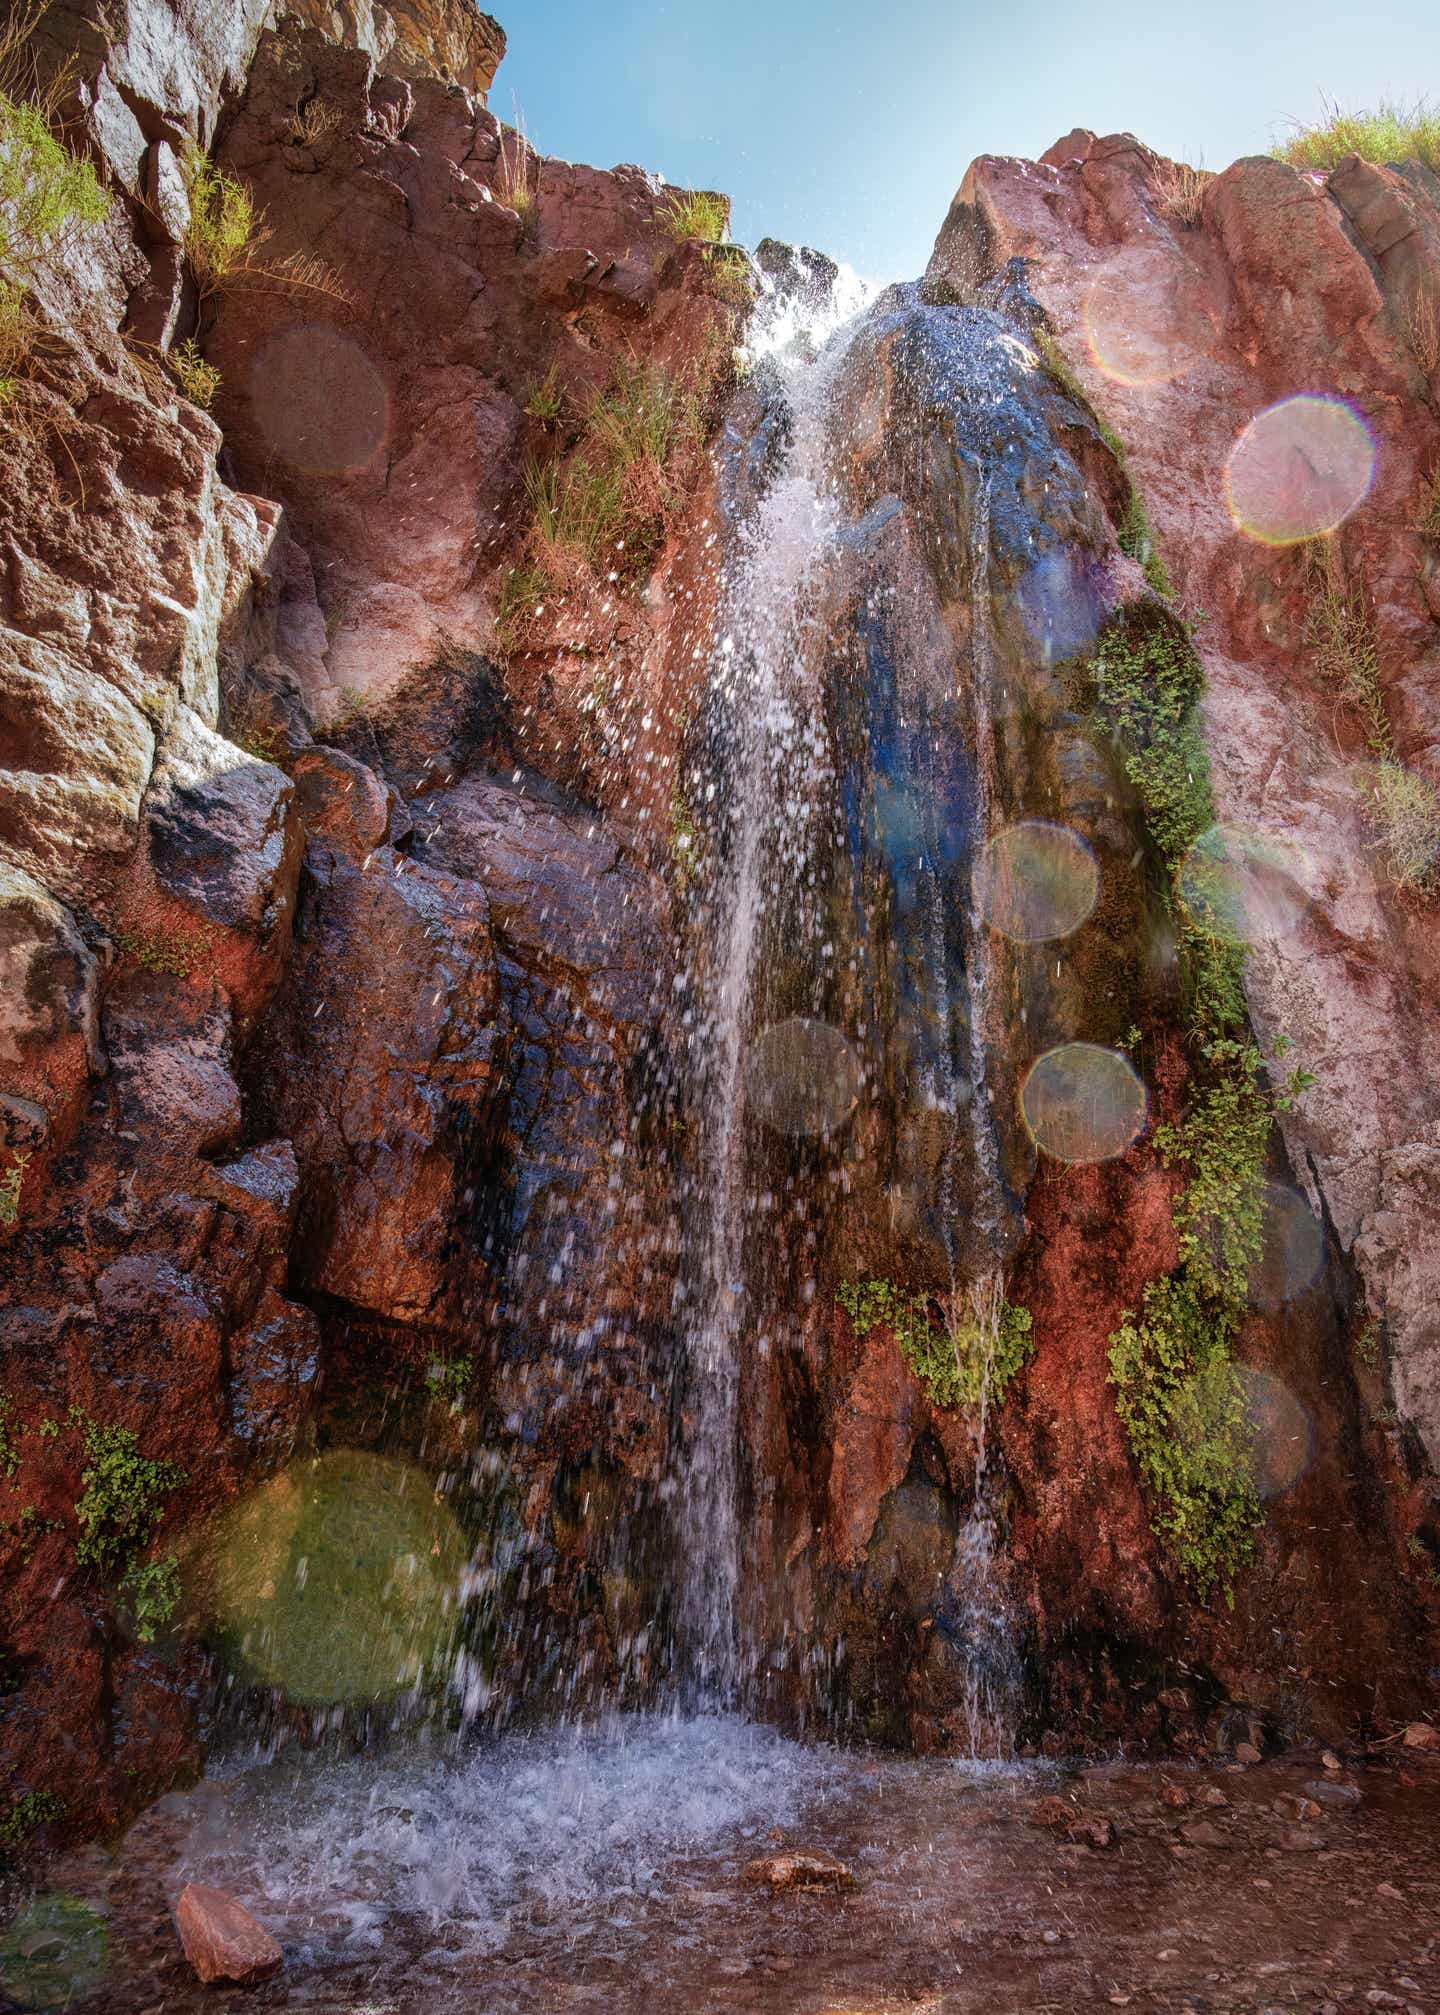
[{"left": 5, "top": 1714, "right": 1440, "bottom": 2015}]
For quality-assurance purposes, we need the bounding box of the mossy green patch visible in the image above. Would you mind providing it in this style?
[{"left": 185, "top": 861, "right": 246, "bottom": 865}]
[{"left": 73, "top": 1420, "right": 185, "bottom": 1575}]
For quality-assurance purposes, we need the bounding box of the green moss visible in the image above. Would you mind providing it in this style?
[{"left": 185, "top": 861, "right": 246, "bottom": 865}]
[
  {"left": 837, "top": 1278, "right": 1033, "bottom": 1411},
  {"left": 0, "top": 1149, "right": 29, "bottom": 1231},
  {"left": 1092, "top": 604, "right": 1213, "bottom": 866},
  {"left": 1118, "top": 487, "right": 1175, "bottom": 599},
  {"left": 0, "top": 1395, "right": 17, "bottom": 1478},
  {"left": 73, "top": 1419, "right": 184, "bottom": 1575},
  {"left": 423, "top": 1355, "right": 473, "bottom": 1412},
  {"left": 114, "top": 923, "right": 210, "bottom": 978},
  {"left": 0, "top": 1790, "right": 64, "bottom": 1853}
]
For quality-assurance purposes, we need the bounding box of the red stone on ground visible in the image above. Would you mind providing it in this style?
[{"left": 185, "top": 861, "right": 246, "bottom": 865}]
[{"left": 173, "top": 1884, "right": 282, "bottom": 1985}]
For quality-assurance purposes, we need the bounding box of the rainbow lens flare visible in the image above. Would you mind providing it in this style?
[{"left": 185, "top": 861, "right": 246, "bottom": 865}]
[
  {"left": 1020, "top": 1042, "right": 1148, "bottom": 1163},
  {"left": 973, "top": 821, "right": 1100, "bottom": 944},
  {"left": 1178, "top": 823, "right": 1311, "bottom": 947},
  {"left": 1249, "top": 1182, "right": 1325, "bottom": 1311},
  {"left": 1083, "top": 248, "right": 1198, "bottom": 389},
  {"left": 1224, "top": 394, "right": 1375, "bottom": 545}
]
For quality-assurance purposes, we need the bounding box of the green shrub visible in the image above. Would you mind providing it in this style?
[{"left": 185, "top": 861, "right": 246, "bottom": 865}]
[
  {"left": 118, "top": 1554, "right": 181, "bottom": 1642},
  {"left": 1272, "top": 95, "right": 1440, "bottom": 175},
  {"left": 182, "top": 147, "right": 257, "bottom": 297},
  {"left": 837, "top": 1278, "right": 1033, "bottom": 1411},
  {"left": 1109, "top": 1274, "right": 1261, "bottom": 1599},
  {"left": 0, "top": 90, "right": 109, "bottom": 282},
  {"left": 73, "top": 1420, "right": 184, "bottom": 1574},
  {"left": 0, "top": 1150, "right": 28, "bottom": 1229},
  {"left": 171, "top": 337, "right": 220, "bottom": 408},
  {"left": 662, "top": 188, "right": 730, "bottom": 243}
]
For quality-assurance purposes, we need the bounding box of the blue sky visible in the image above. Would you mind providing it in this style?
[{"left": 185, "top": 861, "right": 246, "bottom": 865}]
[{"left": 497, "top": 1, "right": 1440, "bottom": 280}]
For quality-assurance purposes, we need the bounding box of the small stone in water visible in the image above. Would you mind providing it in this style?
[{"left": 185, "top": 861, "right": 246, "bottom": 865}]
[
  {"left": 1273, "top": 1793, "right": 1322, "bottom": 1821},
  {"left": 1321, "top": 1749, "right": 1342, "bottom": 1771},
  {"left": 1160, "top": 1782, "right": 1191, "bottom": 1809},
  {"left": 1179, "top": 1820, "right": 1227, "bottom": 1848},
  {"left": 1235, "top": 1741, "right": 1263, "bottom": 1764},
  {"left": 1400, "top": 1721, "right": 1438, "bottom": 1750},
  {"left": 1200, "top": 1785, "right": 1230, "bottom": 1807},
  {"left": 743, "top": 1849, "right": 854, "bottom": 1892},
  {"left": 173, "top": 1884, "right": 282, "bottom": 1985}
]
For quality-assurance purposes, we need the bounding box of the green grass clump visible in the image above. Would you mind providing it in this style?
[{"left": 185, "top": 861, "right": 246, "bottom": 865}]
[
  {"left": 524, "top": 366, "right": 564, "bottom": 423},
  {"left": 837, "top": 1278, "right": 1034, "bottom": 1411},
  {"left": 73, "top": 1420, "right": 184, "bottom": 1574},
  {"left": 1371, "top": 760, "right": 1440, "bottom": 893},
  {"left": 589, "top": 357, "right": 681, "bottom": 471},
  {"left": 0, "top": 1150, "right": 29, "bottom": 1230},
  {"left": 1092, "top": 604, "right": 1212, "bottom": 864},
  {"left": 526, "top": 450, "right": 626, "bottom": 570},
  {"left": 662, "top": 188, "right": 730, "bottom": 243},
  {"left": 1272, "top": 95, "right": 1440, "bottom": 175},
  {"left": 171, "top": 337, "right": 220, "bottom": 408},
  {"left": 1307, "top": 547, "right": 1440, "bottom": 893}
]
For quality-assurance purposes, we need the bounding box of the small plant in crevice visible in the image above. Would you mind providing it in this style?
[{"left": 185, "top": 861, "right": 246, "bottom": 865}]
[
  {"left": 662, "top": 187, "right": 730, "bottom": 244},
  {"left": 496, "top": 107, "right": 536, "bottom": 224},
  {"left": 118, "top": 1554, "right": 181, "bottom": 1643},
  {"left": 1407, "top": 282, "right": 1440, "bottom": 379},
  {"left": 171, "top": 337, "right": 220, "bottom": 408},
  {"left": 669, "top": 779, "right": 699, "bottom": 892},
  {"left": 0, "top": 1150, "right": 29, "bottom": 1229},
  {"left": 524, "top": 365, "right": 564, "bottom": 423},
  {"left": 1306, "top": 542, "right": 1440, "bottom": 893},
  {"left": 1150, "top": 157, "right": 1212, "bottom": 228},
  {"left": 284, "top": 95, "right": 341, "bottom": 151},
  {"left": 836, "top": 1277, "right": 1034, "bottom": 1412},
  {"left": 423, "top": 1355, "right": 473, "bottom": 1413}
]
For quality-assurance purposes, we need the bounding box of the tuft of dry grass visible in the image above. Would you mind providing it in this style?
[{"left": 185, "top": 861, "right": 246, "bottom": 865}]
[
  {"left": 1150, "top": 157, "right": 1212, "bottom": 228},
  {"left": 496, "top": 105, "right": 536, "bottom": 221},
  {"left": 284, "top": 96, "right": 341, "bottom": 149},
  {"left": 182, "top": 143, "right": 352, "bottom": 307},
  {"left": 1416, "top": 465, "right": 1440, "bottom": 540},
  {"left": 1273, "top": 94, "right": 1440, "bottom": 175},
  {"left": 1371, "top": 760, "right": 1440, "bottom": 893},
  {"left": 1407, "top": 282, "right": 1440, "bottom": 379},
  {"left": 1307, "top": 544, "right": 1391, "bottom": 759}
]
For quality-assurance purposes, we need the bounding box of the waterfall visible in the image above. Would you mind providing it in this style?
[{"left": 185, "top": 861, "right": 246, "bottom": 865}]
[
  {"left": 673, "top": 275, "right": 1030, "bottom": 1737},
  {"left": 673, "top": 271, "right": 874, "bottom": 1702}
]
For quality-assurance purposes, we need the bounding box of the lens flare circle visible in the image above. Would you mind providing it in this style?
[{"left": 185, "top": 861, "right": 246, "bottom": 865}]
[
  {"left": 1178, "top": 824, "right": 1311, "bottom": 947},
  {"left": 197, "top": 1449, "right": 468, "bottom": 1706},
  {"left": 1020, "top": 1042, "right": 1148, "bottom": 1163},
  {"left": 1083, "top": 249, "right": 1198, "bottom": 389},
  {"left": 1224, "top": 394, "right": 1375, "bottom": 546},
  {"left": 1238, "top": 1366, "right": 1315, "bottom": 1499},
  {"left": 746, "top": 1016, "right": 861, "bottom": 1136},
  {"left": 973, "top": 820, "right": 1100, "bottom": 944},
  {"left": 250, "top": 325, "right": 390, "bottom": 477},
  {"left": 0, "top": 1895, "right": 108, "bottom": 2010},
  {"left": 1249, "top": 1182, "right": 1325, "bottom": 1312}
]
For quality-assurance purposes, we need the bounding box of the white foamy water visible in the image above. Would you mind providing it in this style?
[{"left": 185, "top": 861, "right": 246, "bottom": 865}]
[{"left": 173, "top": 1716, "right": 848, "bottom": 1959}]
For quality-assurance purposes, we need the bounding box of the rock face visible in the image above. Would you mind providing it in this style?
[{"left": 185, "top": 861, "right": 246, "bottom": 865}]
[{"left": 925, "top": 136, "right": 1440, "bottom": 1477}]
